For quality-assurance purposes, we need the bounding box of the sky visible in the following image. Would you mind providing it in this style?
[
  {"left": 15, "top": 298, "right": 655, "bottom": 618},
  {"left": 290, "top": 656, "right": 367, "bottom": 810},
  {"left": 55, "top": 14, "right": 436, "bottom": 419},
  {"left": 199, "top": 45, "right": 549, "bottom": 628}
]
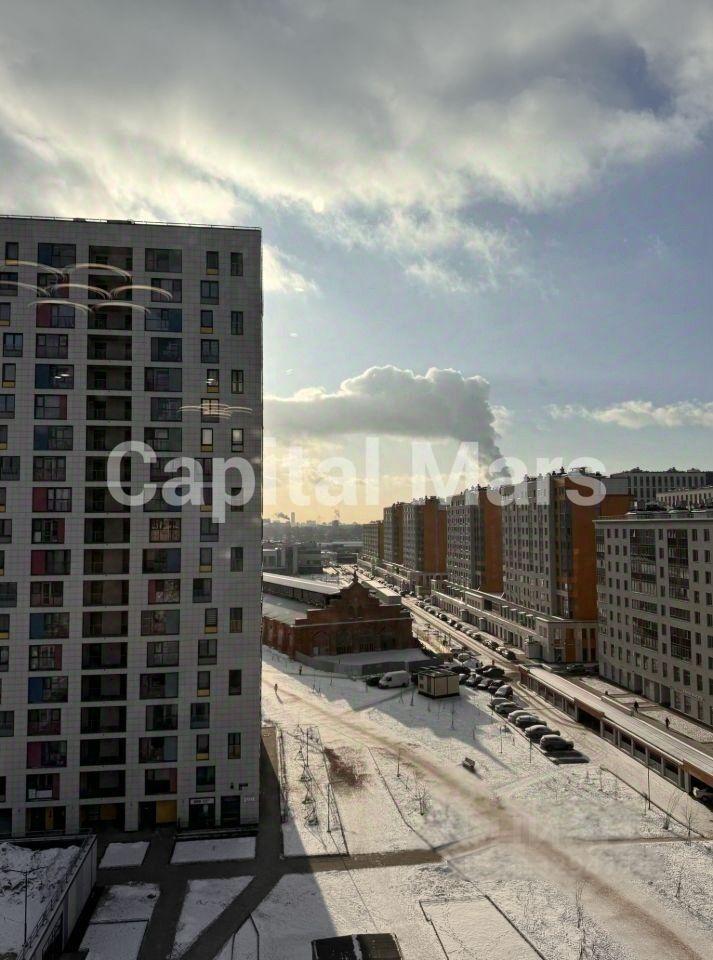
[{"left": 1, "top": 0, "right": 713, "bottom": 520}]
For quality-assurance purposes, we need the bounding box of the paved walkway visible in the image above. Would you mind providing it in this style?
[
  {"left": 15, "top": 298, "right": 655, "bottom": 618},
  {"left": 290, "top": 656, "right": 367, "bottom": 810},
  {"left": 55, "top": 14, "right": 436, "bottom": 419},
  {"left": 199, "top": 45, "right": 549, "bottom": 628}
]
[{"left": 93, "top": 728, "right": 441, "bottom": 960}]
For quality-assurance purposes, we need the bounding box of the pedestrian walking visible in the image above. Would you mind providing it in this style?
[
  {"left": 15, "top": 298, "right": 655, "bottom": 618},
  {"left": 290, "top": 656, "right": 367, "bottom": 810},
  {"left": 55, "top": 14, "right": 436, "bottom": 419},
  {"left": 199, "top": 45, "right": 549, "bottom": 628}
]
[
  {"left": 633, "top": 700, "right": 639, "bottom": 713},
  {"left": 665, "top": 716, "right": 670, "bottom": 730},
  {"left": 274, "top": 682, "right": 278, "bottom": 695}
]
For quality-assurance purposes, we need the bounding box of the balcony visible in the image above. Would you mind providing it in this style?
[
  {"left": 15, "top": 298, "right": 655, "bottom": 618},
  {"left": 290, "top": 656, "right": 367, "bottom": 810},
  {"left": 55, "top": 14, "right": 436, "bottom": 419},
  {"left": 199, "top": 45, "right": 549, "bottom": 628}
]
[
  {"left": 80, "top": 705, "right": 126, "bottom": 734},
  {"left": 84, "top": 518, "right": 130, "bottom": 545},
  {"left": 84, "top": 488, "right": 131, "bottom": 514},
  {"left": 87, "top": 335, "right": 132, "bottom": 362},
  {"left": 86, "top": 398, "right": 132, "bottom": 422},
  {"left": 85, "top": 457, "right": 131, "bottom": 483},
  {"left": 79, "top": 769, "right": 126, "bottom": 799},
  {"left": 84, "top": 548, "right": 130, "bottom": 575},
  {"left": 80, "top": 738, "right": 126, "bottom": 766},
  {"left": 80, "top": 672, "right": 127, "bottom": 700},
  {"left": 81, "top": 611, "right": 129, "bottom": 639},
  {"left": 89, "top": 307, "right": 132, "bottom": 332},
  {"left": 87, "top": 365, "right": 131, "bottom": 391},
  {"left": 82, "top": 580, "right": 129, "bottom": 607}
]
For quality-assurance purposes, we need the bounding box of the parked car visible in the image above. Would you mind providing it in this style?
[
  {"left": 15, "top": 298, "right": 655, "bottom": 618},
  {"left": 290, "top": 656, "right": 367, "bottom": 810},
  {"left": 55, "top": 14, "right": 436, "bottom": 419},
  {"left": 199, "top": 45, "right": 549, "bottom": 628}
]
[
  {"left": 494, "top": 701, "right": 519, "bottom": 716},
  {"left": 489, "top": 697, "right": 511, "bottom": 709},
  {"left": 514, "top": 714, "right": 541, "bottom": 729},
  {"left": 524, "top": 725, "right": 555, "bottom": 741},
  {"left": 378, "top": 670, "right": 411, "bottom": 689},
  {"left": 507, "top": 709, "right": 531, "bottom": 722},
  {"left": 477, "top": 678, "right": 492, "bottom": 690},
  {"left": 482, "top": 666, "right": 505, "bottom": 679},
  {"left": 458, "top": 673, "right": 469, "bottom": 686},
  {"left": 364, "top": 675, "right": 382, "bottom": 687},
  {"left": 465, "top": 674, "right": 481, "bottom": 688},
  {"left": 540, "top": 735, "right": 574, "bottom": 752},
  {"left": 503, "top": 650, "right": 517, "bottom": 662},
  {"left": 495, "top": 684, "right": 513, "bottom": 698},
  {"left": 486, "top": 679, "right": 503, "bottom": 692},
  {"left": 456, "top": 652, "right": 471, "bottom": 663}
]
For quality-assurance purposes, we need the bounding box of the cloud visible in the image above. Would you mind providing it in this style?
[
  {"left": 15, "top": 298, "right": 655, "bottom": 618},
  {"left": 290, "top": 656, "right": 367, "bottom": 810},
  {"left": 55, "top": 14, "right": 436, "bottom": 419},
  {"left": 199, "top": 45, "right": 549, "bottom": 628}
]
[
  {"left": 262, "top": 245, "right": 317, "bottom": 294},
  {"left": 1, "top": 1, "right": 713, "bottom": 287},
  {"left": 549, "top": 400, "right": 713, "bottom": 429},
  {"left": 266, "top": 364, "right": 502, "bottom": 459}
]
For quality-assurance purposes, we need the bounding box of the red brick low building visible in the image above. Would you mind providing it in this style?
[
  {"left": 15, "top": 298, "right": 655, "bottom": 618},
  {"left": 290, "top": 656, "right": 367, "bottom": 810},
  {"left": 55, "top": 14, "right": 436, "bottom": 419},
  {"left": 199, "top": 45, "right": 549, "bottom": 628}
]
[{"left": 262, "top": 574, "right": 413, "bottom": 660}]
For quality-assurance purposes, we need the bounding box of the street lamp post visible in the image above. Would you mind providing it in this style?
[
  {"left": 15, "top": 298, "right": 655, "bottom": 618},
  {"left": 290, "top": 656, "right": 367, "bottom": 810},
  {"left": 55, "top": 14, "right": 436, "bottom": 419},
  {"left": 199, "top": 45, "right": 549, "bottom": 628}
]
[{"left": 6, "top": 867, "right": 37, "bottom": 951}]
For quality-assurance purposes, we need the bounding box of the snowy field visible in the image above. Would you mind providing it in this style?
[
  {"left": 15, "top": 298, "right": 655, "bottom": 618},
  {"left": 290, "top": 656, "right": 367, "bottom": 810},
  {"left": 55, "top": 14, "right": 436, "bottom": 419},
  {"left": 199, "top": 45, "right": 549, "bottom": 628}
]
[
  {"left": 100, "top": 841, "right": 149, "bottom": 869},
  {"left": 262, "top": 649, "right": 713, "bottom": 960},
  {"left": 170, "top": 837, "right": 255, "bottom": 864},
  {"left": 81, "top": 883, "right": 159, "bottom": 960},
  {"left": 0, "top": 841, "right": 80, "bottom": 956},
  {"left": 171, "top": 877, "right": 252, "bottom": 957}
]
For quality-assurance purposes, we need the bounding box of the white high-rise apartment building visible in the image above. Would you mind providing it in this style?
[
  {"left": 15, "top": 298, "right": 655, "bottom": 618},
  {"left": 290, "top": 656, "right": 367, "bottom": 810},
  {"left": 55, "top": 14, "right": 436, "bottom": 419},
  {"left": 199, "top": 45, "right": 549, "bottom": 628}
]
[
  {"left": 0, "top": 216, "right": 262, "bottom": 836},
  {"left": 611, "top": 468, "right": 713, "bottom": 504}
]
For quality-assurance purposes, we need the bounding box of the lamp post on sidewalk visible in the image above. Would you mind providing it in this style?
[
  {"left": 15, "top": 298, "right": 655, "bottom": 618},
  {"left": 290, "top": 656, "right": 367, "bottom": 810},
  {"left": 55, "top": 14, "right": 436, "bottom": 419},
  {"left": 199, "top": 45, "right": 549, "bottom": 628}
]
[{"left": 6, "top": 866, "right": 40, "bottom": 952}]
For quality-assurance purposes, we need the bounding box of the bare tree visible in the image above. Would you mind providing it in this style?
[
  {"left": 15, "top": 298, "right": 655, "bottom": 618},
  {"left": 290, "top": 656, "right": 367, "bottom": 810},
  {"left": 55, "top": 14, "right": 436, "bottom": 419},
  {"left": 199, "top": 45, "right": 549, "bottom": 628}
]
[
  {"left": 663, "top": 788, "right": 681, "bottom": 831},
  {"left": 682, "top": 800, "right": 696, "bottom": 844},
  {"left": 414, "top": 780, "right": 432, "bottom": 816}
]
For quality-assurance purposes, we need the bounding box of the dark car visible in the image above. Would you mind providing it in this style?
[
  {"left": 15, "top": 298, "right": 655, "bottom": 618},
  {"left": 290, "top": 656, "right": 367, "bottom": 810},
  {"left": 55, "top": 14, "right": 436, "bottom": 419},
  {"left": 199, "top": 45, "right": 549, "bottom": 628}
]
[
  {"left": 524, "top": 725, "right": 559, "bottom": 742},
  {"left": 450, "top": 663, "right": 471, "bottom": 676},
  {"left": 503, "top": 650, "right": 517, "bottom": 662},
  {"left": 465, "top": 674, "right": 481, "bottom": 688},
  {"left": 514, "top": 713, "right": 541, "bottom": 729},
  {"left": 365, "top": 675, "right": 382, "bottom": 687},
  {"left": 540, "top": 735, "right": 574, "bottom": 752}
]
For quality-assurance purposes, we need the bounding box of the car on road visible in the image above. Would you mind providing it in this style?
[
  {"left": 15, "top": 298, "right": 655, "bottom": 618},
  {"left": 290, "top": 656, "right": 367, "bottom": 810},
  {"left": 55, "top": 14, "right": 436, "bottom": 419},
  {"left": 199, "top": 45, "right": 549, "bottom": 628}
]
[
  {"left": 481, "top": 666, "right": 505, "bottom": 679},
  {"left": 502, "top": 650, "right": 517, "bottom": 662},
  {"left": 364, "top": 675, "right": 382, "bottom": 687},
  {"left": 494, "top": 701, "right": 519, "bottom": 715},
  {"left": 540, "top": 735, "right": 574, "bottom": 752},
  {"left": 514, "top": 714, "right": 541, "bottom": 729}
]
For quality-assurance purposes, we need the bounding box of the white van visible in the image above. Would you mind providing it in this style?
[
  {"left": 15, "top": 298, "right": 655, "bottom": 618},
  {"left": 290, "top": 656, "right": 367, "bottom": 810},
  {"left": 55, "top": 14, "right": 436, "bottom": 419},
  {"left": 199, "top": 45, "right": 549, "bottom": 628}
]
[{"left": 378, "top": 670, "right": 411, "bottom": 689}]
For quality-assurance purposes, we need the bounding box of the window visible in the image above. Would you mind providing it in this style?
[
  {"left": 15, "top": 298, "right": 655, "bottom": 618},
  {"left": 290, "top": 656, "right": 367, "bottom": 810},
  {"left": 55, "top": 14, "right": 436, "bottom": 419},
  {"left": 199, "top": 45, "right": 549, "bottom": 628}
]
[
  {"left": 34, "top": 425, "right": 73, "bottom": 450},
  {"left": 146, "top": 640, "right": 179, "bottom": 667},
  {"left": 0, "top": 272, "right": 18, "bottom": 295},
  {"left": 196, "top": 766, "right": 215, "bottom": 792},
  {"left": 151, "top": 337, "right": 182, "bottom": 362},
  {"left": 35, "top": 364, "right": 74, "bottom": 389},
  {"left": 1, "top": 363, "right": 15, "bottom": 388},
  {"left": 200, "top": 280, "right": 219, "bottom": 304},
  {"left": 27, "top": 676, "right": 68, "bottom": 704},
  {"left": 197, "top": 671, "right": 211, "bottom": 697},
  {"left": 190, "top": 703, "right": 210, "bottom": 729},
  {"left": 200, "top": 340, "right": 219, "bottom": 363},
  {"left": 231, "top": 428, "right": 244, "bottom": 452},
  {"left": 36, "top": 304, "right": 75, "bottom": 328},
  {"left": 147, "top": 579, "right": 181, "bottom": 604},
  {"left": 145, "top": 703, "right": 178, "bottom": 731},
  {"left": 141, "top": 609, "right": 180, "bottom": 636},
  {"left": 31, "top": 550, "right": 70, "bottom": 575},
  {"left": 145, "top": 367, "right": 182, "bottom": 392},
  {"left": 26, "top": 740, "right": 68, "bottom": 768},
  {"left": 30, "top": 582, "right": 63, "bottom": 607},
  {"left": 201, "top": 428, "right": 213, "bottom": 452},
  {"left": 37, "top": 243, "right": 76, "bottom": 268},
  {"left": 29, "top": 612, "right": 69, "bottom": 638},
  {"left": 0, "top": 583, "right": 17, "bottom": 607},
  {"left": 29, "top": 645, "right": 62, "bottom": 671},
  {"left": 151, "top": 397, "right": 183, "bottom": 421},
  {"left": 228, "top": 669, "right": 242, "bottom": 695},
  {"left": 145, "top": 308, "right": 182, "bottom": 332},
  {"left": 139, "top": 736, "right": 177, "bottom": 763},
  {"left": 201, "top": 398, "right": 221, "bottom": 421},
  {"left": 145, "top": 248, "right": 182, "bottom": 272},
  {"left": 0, "top": 458, "right": 18, "bottom": 481},
  {"left": 34, "top": 395, "right": 67, "bottom": 420},
  {"left": 140, "top": 672, "right": 178, "bottom": 699},
  {"left": 151, "top": 278, "right": 182, "bottom": 302},
  {"left": 206, "top": 251, "right": 219, "bottom": 274},
  {"left": 199, "top": 547, "right": 212, "bottom": 571},
  {"left": 31, "top": 519, "right": 64, "bottom": 543},
  {"left": 230, "top": 252, "right": 243, "bottom": 276},
  {"left": 4, "top": 242, "right": 18, "bottom": 263},
  {"left": 149, "top": 518, "right": 181, "bottom": 543},
  {"left": 0, "top": 426, "right": 6, "bottom": 448},
  {"left": 230, "top": 311, "right": 244, "bottom": 335},
  {"left": 200, "top": 518, "right": 219, "bottom": 542},
  {"left": 196, "top": 734, "right": 210, "bottom": 760},
  {"left": 204, "top": 608, "right": 218, "bottom": 632},
  {"left": 142, "top": 548, "right": 181, "bottom": 574},
  {"left": 0, "top": 711, "right": 13, "bottom": 736},
  {"left": 228, "top": 732, "right": 241, "bottom": 759},
  {"left": 32, "top": 487, "right": 72, "bottom": 512},
  {"left": 193, "top": 578, "right": 212, "bottom": 602},
  {"left": 144, "top": 427, "right": 182, "bottom": 452},
  {"left": 0, "top": 303, "right": 9, "bottom": 325},
  {"left": 145, "top": 768, "right": 177, "bottom": 795},
  {"left": 33, "top": 457, "right": 66, "bottom": 482},
  {"left": 0, "top": 646, "right": 8, "bottom": 672},
  {"left": 3, "top": 333, "right": 22, "bottom": 357},
  {"left": 200, "top": 310, "right": 214, "bottom": 332},
  {"left": 231, "top": 369, "right": 244, "bottom": 394},
  {"left": 0, "top": 396, "right": 14, "bottom": 418},
  {"left": 230, "top": 547, "right": 244, "bottom": 572},
  {"left": 197, "top": 638, "right": 217, "bottom": 665},
  {"left": 28, "top": 709, "right": 61, "bottom": 736}
]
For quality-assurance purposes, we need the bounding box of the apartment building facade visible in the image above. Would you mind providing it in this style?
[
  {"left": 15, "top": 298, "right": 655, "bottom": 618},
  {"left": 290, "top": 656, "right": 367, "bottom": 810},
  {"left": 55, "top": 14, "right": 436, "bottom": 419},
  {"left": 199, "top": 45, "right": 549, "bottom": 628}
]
[
  {"left": 0, "top": 216, "right": 262, "bottom": 836},
  {"left": 360, "top": 520, "right": 383, "bottom": 568},
  {"left": 658, "top": 486, "right": 713, "bottom": 510},
  {"left": 611, "top": 468, "right": 713, "bottom": 504},
  {"left": 445, "top": 487, "right": 502, "bottom": 593},
  {"left": 596, "top": 508, "right": 713, "bottom": 729},
  {"left": 435, "top": 474, "right": 631, "bottom": 663},
  {"left": 382, "top": 503, "right": 404, "bottom": 565}
]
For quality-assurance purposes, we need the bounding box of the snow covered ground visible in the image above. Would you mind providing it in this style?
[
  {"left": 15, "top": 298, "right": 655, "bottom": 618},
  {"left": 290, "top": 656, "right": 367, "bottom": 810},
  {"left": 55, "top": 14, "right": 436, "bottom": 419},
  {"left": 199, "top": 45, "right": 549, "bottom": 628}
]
[
  {"left": 170, "top": 837, "right": 255, "bottom": 864},
  {"left": 100, "top": 841, "right": 149, "bottom": 869},
  {"left": 171, "top": 877, "right": 252, "bottom": 957},
  {"left": 213, "top": 921, "right": 258, "bottom": 960},
  {"left": 0, "top": 841, "right": 80, "bottom": 957},
  {"left": 262, "top": 651, "right": 713, "bottom": 960},
  {"left": 81, "top": 883, "right": 159, "bottom": 960}
]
